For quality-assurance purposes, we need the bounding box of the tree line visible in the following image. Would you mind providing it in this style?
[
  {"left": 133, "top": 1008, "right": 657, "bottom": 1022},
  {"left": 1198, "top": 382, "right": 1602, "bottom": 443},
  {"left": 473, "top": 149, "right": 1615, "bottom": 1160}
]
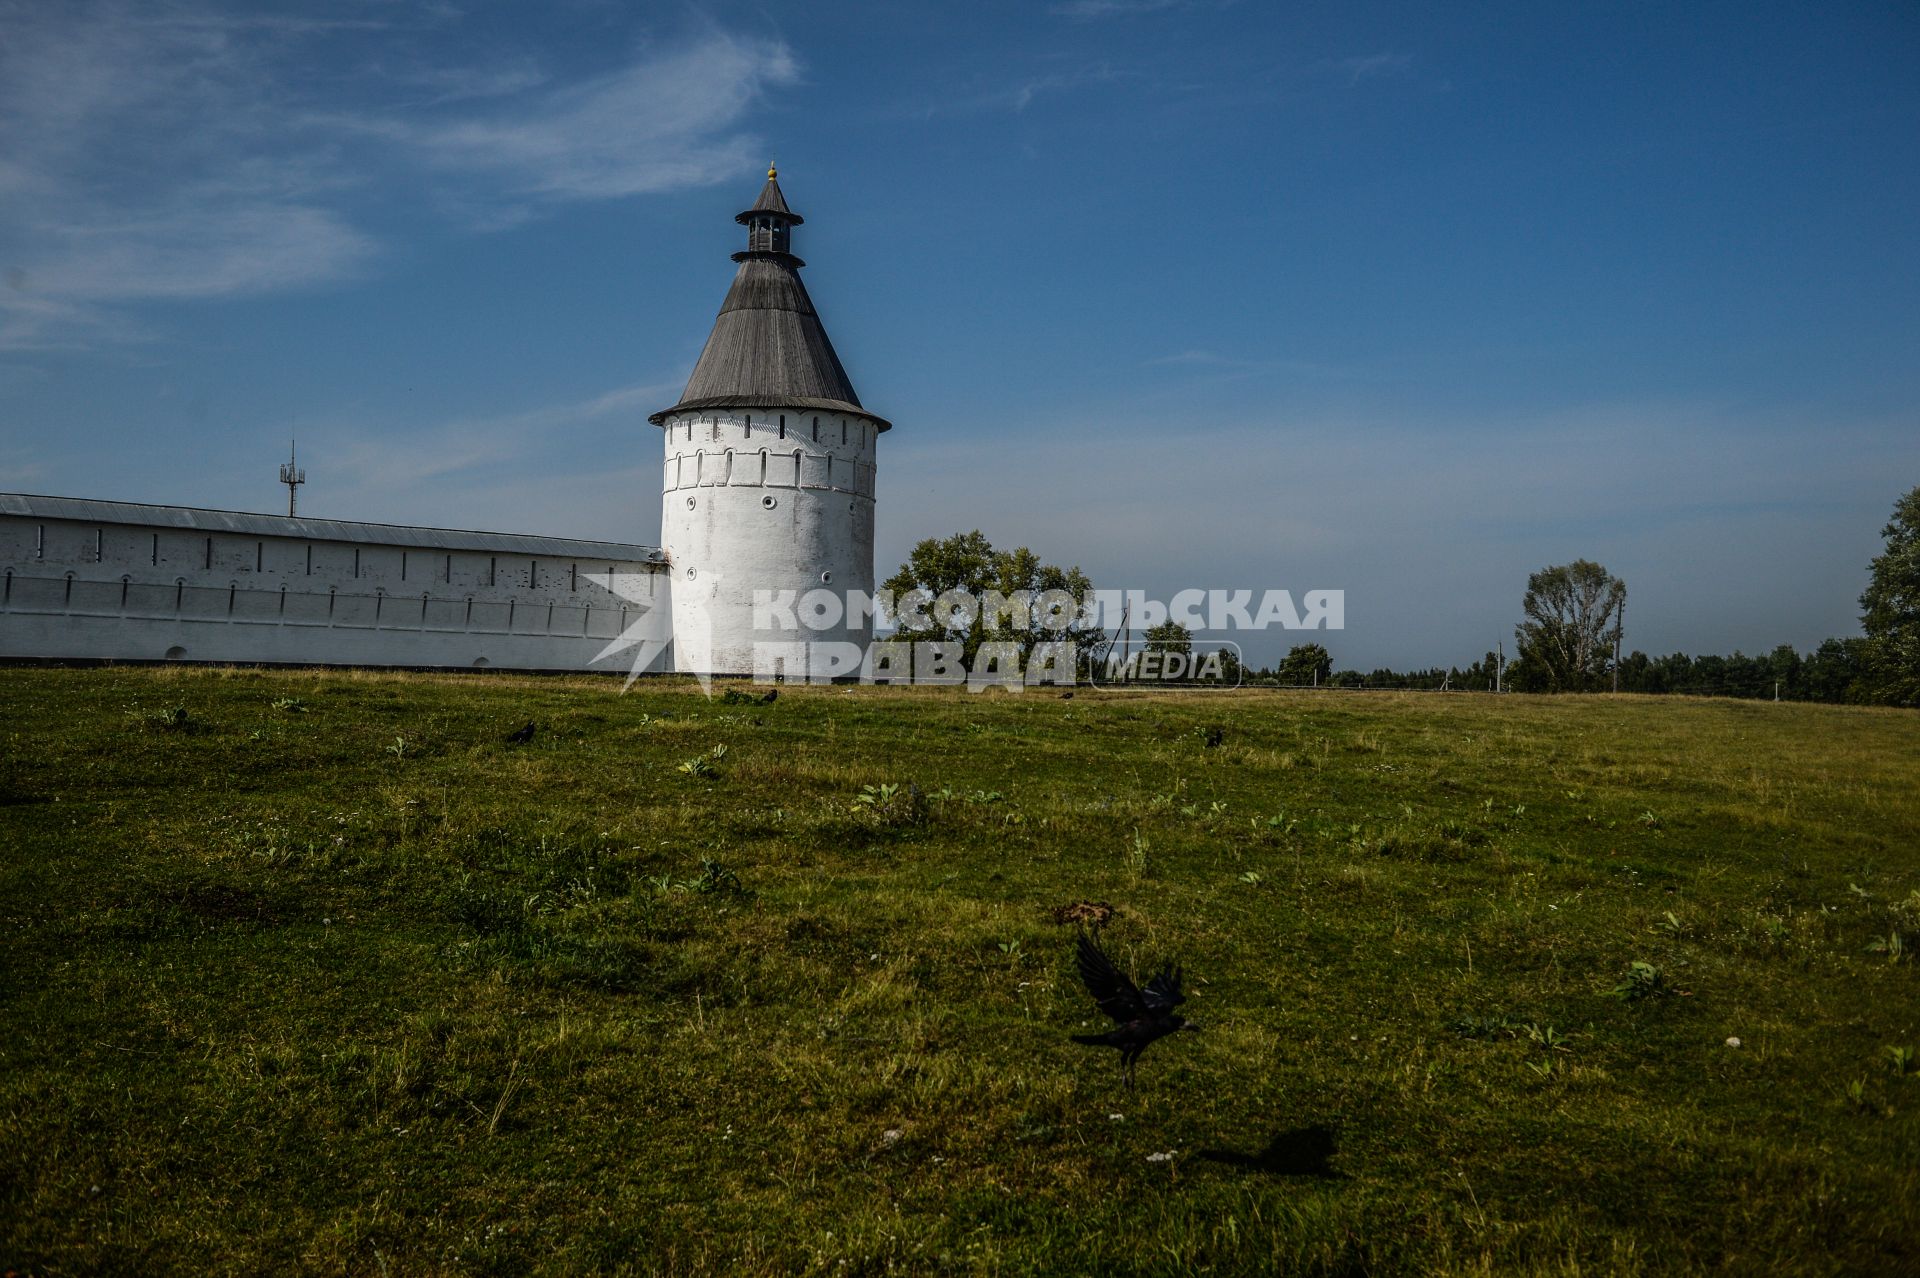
[
  {"left": 1244, "top": 637, "right": 1869, "bottom": 702},
  {"left": 1254, "top": 484, "right": 1915, "bottom": 705},
  {"left": 884, "top": 483, "right": 1918, "bottom": 706}
]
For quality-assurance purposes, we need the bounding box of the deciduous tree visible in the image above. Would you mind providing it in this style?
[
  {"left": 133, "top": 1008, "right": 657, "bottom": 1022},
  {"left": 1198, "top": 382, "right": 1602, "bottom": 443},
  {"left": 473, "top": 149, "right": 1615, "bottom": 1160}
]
[
  {"left": 883, "top": 531, "right": 1095, "bottom": 667},
  {"left": 1859, "top": 486, "right": 1920, "bottom": 706},
  {"left": 1142, "top": 620, "right": 1192, "bottom": 654},
  {"left": 1278, "top": 643, "right": 1332, "bottom": 685},
  {"left": 1513, "top": 560, "right": 1626, "bottom": 693}
]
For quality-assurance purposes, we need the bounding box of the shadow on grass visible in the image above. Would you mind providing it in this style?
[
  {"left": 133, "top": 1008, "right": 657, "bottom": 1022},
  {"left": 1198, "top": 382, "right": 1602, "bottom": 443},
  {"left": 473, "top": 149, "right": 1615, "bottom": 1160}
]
[{"left": 1198, "top": 1125, "right": 1343, "bottom": 1178}]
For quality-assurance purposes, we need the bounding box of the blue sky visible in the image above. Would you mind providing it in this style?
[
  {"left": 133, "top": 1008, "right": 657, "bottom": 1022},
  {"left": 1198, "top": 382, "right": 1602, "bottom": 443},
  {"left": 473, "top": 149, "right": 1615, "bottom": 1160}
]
[{"left": 2, "top": 0, "right": 1916, "bottom": 669}]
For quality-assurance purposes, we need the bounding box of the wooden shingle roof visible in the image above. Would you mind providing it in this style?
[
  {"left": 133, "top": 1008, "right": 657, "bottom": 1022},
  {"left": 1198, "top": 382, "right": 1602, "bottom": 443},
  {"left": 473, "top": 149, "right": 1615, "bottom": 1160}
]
[{"left": 650, "top": 173, "right": 889, "bottom": 430}]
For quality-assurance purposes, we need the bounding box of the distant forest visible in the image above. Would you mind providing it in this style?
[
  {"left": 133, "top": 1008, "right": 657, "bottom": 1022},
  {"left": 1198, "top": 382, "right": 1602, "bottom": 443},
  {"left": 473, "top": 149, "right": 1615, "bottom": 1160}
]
[
  {"left": 1242, "top": 483, "right": 1919, "bottom": 706},
  {"left": 1244, "top": 638, "right": 1870, "bottom": 702}
]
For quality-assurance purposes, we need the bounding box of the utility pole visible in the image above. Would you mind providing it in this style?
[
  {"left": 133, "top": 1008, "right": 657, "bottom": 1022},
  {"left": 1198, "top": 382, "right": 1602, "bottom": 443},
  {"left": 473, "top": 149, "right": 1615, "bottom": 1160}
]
[
  {"left": 279, "top": 438, "right": 306, "bottom": 517},
  {"left": 1495, "top": 641, "right": 1506, "bottom": 694},
  {"left": 1102, "top": 600, "right": 1128, "bottom": 684},
  {"left": 1611, "top": 595, "right": 1626, "bottom": 694}
]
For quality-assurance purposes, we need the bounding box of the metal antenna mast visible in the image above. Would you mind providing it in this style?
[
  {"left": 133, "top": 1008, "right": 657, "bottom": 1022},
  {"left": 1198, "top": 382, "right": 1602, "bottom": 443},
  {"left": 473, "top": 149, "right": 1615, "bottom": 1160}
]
[{"left": 279, "top": 438, "right": 306, "bottom": 517}]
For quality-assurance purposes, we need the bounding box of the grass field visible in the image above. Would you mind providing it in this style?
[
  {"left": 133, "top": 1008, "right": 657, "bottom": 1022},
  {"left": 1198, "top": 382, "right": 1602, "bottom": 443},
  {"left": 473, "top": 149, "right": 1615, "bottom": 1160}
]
[{"left": 2, "top": 667, "right": 1917, "bottom": 1276}]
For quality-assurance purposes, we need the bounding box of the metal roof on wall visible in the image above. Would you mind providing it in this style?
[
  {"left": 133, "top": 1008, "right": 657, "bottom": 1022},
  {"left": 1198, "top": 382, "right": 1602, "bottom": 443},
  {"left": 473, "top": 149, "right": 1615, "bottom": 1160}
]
[{"left": 0, "top": 493, "right": 665, "bottom": 563}]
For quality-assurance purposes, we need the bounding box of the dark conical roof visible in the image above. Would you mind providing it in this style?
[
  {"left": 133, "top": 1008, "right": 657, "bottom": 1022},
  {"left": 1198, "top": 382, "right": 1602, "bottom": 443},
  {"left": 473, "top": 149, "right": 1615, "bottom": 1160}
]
[
  {"left": 651, "top": 170, "right": 887, "bottom": 429},
  {"left": 738, "top": 167, "right": 799, "bottom": 223}
]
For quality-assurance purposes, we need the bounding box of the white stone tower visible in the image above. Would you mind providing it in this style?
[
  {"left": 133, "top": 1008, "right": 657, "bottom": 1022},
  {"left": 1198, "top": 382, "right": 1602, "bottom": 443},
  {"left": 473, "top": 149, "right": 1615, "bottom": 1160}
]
[{"left": 650, "top": 167, "right": 889, "bottom": 676}]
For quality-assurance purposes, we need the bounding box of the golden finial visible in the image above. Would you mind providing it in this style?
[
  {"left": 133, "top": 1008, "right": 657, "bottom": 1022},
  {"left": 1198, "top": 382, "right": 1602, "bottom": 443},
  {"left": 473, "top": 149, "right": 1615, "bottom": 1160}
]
[{"left": 767, "top": 161, "right": 777, "bottom": 180}]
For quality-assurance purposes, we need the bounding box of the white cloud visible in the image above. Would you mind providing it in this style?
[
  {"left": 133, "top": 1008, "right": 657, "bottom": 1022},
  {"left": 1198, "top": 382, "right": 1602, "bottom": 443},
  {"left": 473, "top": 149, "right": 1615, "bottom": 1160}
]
[
  {"left": 1337, "top": 52, "right": 1412, "bottom": 83},
  {"left": 913, "top": 65, "right": 1125, "bottom": 118},
  {"left": 293, "top": 380, "right": 681, "bottom": 542},
  {"left": 0, "top": 5, "right": 799, "bottom": 348},
  {"left": 1051, "top": 0, "right": 1181, "bottom": 18},
  {"left": 323, "top": 380, "right": 678, "bottom": 491},
  {"left": 0, "top": 451, "right": 50, "bottom": 489},
  {"left": 1146, "top": 349, "right": 1238, "bottom": 366},
  {"left": 27, "top": 203, "right": 377, "bottom": 302},
  {"left": 398, "top": 36, "right": 799, "bottom": 200},
  {"left": 386, "top": 61, "right": 552, "bottom": 107}
]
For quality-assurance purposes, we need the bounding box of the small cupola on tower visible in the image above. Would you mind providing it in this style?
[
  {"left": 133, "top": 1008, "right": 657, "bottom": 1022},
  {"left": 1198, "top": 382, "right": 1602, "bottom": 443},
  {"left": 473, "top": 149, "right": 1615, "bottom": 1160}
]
[{"left": 738, "top": 164, "right": 800, "bottom": 260}]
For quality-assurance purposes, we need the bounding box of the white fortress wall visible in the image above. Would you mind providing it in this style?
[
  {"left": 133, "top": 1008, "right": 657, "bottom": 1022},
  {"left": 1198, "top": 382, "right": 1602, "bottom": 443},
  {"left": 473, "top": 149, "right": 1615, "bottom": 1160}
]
[{"left": 0, "top": 495, "right": 673, "bottom": 672}]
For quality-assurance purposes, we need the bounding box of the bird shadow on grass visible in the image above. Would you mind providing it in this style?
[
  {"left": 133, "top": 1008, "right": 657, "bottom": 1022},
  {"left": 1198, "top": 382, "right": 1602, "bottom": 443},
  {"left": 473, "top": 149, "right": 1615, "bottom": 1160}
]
[{"left": 1198, "top": 1125, "right": 1343, "bottom": 1179}]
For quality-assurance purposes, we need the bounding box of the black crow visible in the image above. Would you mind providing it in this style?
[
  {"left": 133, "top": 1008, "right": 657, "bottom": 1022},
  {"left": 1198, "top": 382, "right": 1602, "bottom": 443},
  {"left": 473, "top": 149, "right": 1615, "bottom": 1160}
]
[
  {"left": 1204, "top": 726, "right": 1224, "bottom": 749},
  {"left": 760, "top": 689, "right": 779, "bottom": 704},
  {"left": 1070, "top": 932, "right": 1199, "bottom": 1088},
  {"left": 1060, "top": 691, "right": 1074, "bottom": 700},
  {"left": 504, "top": 721, "right": 536, "bottom": 745}
]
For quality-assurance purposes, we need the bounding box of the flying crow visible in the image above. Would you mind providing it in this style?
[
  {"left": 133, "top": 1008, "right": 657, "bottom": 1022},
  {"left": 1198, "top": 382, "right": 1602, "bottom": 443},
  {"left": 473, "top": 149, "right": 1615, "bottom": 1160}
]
[
  {"left": 504, "top": 721, "right": 536, "bottom": 745},
  {"left": 1070, "top": 932, "right": 1199, "bottom": 1088}
]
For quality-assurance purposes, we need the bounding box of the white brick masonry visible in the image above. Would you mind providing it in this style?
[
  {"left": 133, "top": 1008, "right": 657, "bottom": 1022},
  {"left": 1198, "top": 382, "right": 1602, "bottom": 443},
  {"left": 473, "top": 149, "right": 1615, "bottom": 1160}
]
[
  {"left": 0, "top": 496, "right": 673, "bottom": 673},
  {"left": 658, "top": 406, "right": 878, "bottom": 674}
]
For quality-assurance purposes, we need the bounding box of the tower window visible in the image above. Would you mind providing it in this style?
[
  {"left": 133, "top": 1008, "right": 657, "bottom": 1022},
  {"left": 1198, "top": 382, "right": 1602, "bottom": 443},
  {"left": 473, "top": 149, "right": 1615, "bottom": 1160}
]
[
  {"left": 841, "top": 420, "right": 847, "bottom": 446},
  {"left": 204, "top": 537, "right": 213, "bottom": 569},
  {"left": 778, "top": 414, "right": 786, "bottom": 439},
  {"left": 744, "top": 414, "right": 752, "bottom": 437},
  {"left": 353, "top": 547, "right": 361, "bottom": 578},
  {"left": 812, "top": 417, "right": 819, "bottom": 442},
  {"left": 96, "top": 528, "right": 105, "bottom": 562},
  {"left": 152, "top": 533, "right": 159, "bottom": 566},
  {"left": 34, "top": 524, "right": 43, "bottom": 559},
  {"left": 256, "top": 541, "right": 263, "bottom": 573},
  {"left": 489, "top": 557, "right": 497, "bottom": 587}
]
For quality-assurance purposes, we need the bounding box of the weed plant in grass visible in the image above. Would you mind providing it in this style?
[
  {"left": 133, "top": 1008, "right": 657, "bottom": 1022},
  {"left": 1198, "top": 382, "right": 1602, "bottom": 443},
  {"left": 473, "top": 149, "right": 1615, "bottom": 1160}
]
[{"left": 1, "top": 667, "right": 1917, "bottom": 1274}]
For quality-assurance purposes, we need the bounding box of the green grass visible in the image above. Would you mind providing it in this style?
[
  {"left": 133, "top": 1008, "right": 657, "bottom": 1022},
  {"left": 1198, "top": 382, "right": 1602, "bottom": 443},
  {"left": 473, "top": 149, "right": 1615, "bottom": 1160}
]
[{"left": 2, "top": 667, "right": 1917, "bottom": 1276}]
